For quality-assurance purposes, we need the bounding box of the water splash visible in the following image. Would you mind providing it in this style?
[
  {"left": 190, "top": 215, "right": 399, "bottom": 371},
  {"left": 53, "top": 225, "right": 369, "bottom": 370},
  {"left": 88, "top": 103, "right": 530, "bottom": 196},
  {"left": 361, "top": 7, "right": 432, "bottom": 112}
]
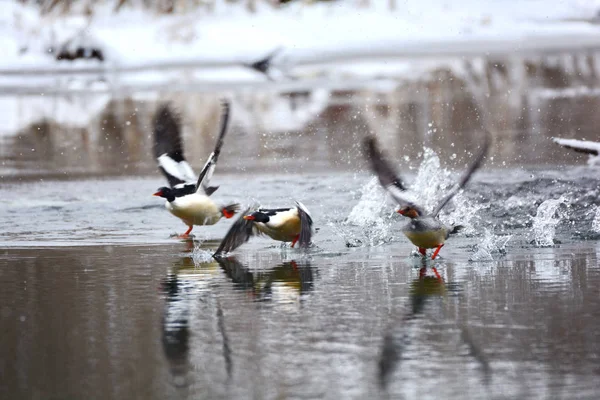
[
  {"left": 342, "top": 147, "right": 485, "bottom": 247},
  {"left": 411, "top": 148, "right": 453, "bottom": 212},
  {"left": 470, "top": 229, "right": 512, "bottom": 261},
  {"left": 340, "top": 177, "right": 396, "bottom": 246},
  {"left": 344, "top": 148, "right": 485, "bottom": 246},
  {"left": 532, "top": 196, "right": 568, "bottom": 247},
  {"left": 411, "top": 148, "right": 484, "bottom": 234},
  {"left": 191, "top": 242, "right": 214, "bottom": 264},
  {"left": 592, "top": 206, "right": 600, "bottom": 233}
]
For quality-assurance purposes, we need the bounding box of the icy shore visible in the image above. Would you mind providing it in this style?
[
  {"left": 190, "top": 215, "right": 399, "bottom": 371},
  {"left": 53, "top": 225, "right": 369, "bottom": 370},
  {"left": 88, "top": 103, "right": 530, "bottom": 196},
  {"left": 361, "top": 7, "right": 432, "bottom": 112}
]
[{"left": 2, "top": 0, "right": 600, "bottom": 136}]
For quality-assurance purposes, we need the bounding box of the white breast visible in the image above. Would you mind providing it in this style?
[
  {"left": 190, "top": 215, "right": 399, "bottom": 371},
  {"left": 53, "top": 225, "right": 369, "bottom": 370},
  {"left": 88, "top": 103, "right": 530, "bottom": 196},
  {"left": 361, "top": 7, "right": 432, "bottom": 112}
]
[{"left": 166, "top": 194, "right": 221, "bottom": 226}]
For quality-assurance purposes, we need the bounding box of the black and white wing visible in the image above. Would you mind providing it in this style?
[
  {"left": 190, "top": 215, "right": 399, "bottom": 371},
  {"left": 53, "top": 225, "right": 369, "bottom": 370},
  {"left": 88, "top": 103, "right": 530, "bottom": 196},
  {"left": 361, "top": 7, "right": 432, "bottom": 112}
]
[
  {"left": 363, "top": 136, "right": 425, "bottom": 214},
  {"left": 214, "top": 206, "right": 257, "bottom": 256},
  {"left": 296, "top": 201, "right": 313, "bottom": 248},
  {"left": 553, "top": 137, "right": 600, "bottom": 157},
  {"left": 195, "top": 101, "right": 231, "bottom": 195},
  {"left": 432, "top": 130, "right": 491, "bottom": 217},
  {"left": 153, "top": 104, "right": 197, "bottom": 188}
]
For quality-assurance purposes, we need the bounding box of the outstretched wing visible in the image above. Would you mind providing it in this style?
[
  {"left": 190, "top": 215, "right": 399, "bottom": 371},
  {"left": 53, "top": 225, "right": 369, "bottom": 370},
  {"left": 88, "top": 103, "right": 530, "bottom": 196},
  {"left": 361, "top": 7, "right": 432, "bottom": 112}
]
[
  {"left": 432, "top": 130, "right": 491, "bottom": 217},
  {"left": 552, "top": 137, "right": 600, "bottom": 156},
  {"left": 214, "top": 206, "right": 256, "bottom": 256},
  {"left": 196, "top": 100, "right": 231, "bottom": 195},
  {"left": 363, "top": 136, "right": 425, "bottom": 214},
  {"left": 153, "top": 104, "right": 196, "bottom": 188},
  {"left": 295, "top": 201, "right": 313, "bottom": 248}
]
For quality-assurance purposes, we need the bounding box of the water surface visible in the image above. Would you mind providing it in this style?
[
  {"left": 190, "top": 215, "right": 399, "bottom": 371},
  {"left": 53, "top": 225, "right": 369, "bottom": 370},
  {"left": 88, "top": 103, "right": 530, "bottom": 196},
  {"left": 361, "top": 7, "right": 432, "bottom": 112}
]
[
  {"left": 1, "top": 167, "right": 600, "bottom": 399},
  {"left": 3, "top": 46, "right": 600, "bottom": 398}
]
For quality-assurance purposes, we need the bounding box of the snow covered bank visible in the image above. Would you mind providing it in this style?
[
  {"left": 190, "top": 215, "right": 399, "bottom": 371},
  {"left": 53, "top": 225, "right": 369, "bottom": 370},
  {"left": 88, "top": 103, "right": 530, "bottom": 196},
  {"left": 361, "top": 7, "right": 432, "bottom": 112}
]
[
  {"left": 3, "top": 0, "right": 600, "bottom": 138},
  {"left": 4, "top": 0, "right": 600, "bottom": 84}
]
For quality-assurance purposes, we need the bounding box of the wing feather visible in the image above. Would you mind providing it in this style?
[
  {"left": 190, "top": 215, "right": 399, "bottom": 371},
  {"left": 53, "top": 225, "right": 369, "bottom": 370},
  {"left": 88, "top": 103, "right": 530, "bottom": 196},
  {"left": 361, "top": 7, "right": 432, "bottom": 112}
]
[
  {"left": 296, "top": 201, "right": 313, "bottom": 248},
  {"left": 154, "top": 104, "right": 196, "bottom": 187},
  {"left": 196, "top": 100, "right": 231, "bottom": 194},
  {"left": 432, "top": 130, "right": 491, "bottom": 217},
  {"left": 363, "top": 136, "right": 424, "bottom": 214},
  {"left": 214, "top": 206, "right": 256, "bottom": 255}
]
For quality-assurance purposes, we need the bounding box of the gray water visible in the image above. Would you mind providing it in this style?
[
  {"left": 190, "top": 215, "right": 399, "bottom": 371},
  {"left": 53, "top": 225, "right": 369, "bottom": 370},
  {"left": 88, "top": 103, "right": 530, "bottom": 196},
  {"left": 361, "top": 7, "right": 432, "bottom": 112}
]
[
  {"left": 1, "top": 164, "right": 600, "bottom": 399},
  {"left": 3, "top": 51, "right": 600, "bottom": 398}
]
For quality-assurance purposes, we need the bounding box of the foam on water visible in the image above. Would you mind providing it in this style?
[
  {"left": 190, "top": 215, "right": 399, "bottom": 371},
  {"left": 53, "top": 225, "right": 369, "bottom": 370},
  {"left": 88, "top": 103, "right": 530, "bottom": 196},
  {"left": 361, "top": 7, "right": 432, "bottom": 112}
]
[{"left": 532, "top": 196, "right": 568, "bottom": 247}]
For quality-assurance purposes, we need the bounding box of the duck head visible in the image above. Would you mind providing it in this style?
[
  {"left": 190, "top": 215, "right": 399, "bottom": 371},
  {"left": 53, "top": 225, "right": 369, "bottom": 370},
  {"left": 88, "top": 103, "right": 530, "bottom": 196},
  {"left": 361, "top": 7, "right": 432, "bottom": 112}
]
[
  {"left": 243, "top": 212, "right": 269, "bottom": 223},
  {"left": 397, "top": 206, "right": 421, "bottom": 219},
  {"left": 153, "top": 187, "right": 175, "bottom": 202}
]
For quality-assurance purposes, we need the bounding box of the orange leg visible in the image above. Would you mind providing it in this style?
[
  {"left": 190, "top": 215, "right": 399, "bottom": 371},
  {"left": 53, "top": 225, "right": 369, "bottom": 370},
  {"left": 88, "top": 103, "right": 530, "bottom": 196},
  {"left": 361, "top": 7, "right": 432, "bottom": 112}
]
[
  {"left": 431, "top": 244, "right": 444, "bottom": 260},
  {"left": 418, "top": 247, "right": 427, "bottom": 256},
  {"left": 178, "top": 225, "right": 193, "bottom": 239},
  {"left": 432, "top": 267, "right": 443, "bottom": 282},
  {"left": 291, "top": 234, "right": 300, "bottom": 248}
]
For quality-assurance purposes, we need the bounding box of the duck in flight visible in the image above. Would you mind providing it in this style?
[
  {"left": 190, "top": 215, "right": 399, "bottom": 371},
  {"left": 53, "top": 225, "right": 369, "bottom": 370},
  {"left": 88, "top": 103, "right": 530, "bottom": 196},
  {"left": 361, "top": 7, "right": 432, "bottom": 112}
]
[
  {"left": 552, "top": 137, "right": 600, "bottom": 165},
  {"left": 363, "top": 132, "right": 490, "bottom": 259},
  {"left": 153, "top": 101, "right": 239, "bottom": 238},
  {"left": 214, "top": 202, "right": 313, "bottom": 255}
]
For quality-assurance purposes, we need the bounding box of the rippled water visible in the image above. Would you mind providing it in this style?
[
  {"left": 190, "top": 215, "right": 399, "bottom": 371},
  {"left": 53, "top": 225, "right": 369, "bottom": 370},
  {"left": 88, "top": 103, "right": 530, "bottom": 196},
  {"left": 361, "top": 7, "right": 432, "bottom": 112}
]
[{"left": 1, "top": 158, "right": 600, "bottom": 398}]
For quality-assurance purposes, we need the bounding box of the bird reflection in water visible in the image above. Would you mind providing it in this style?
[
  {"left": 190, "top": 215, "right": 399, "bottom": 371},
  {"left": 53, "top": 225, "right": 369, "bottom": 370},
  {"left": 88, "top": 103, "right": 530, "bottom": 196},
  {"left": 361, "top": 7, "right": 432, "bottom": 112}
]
[
  {"left": 378, "top": 260, "right": 490, "bottom": 390},
  {"left": 161, "top": 250, "right": 315, "bottom": 388},
  {"left": 160, "top": 251, "right": 230, "bottom": 389},
  {"left": 161, "top": 271, "right": 191, "bottom": 388},
  {"left": 214, "top": 256, "right": 315, "bottom": 304}
]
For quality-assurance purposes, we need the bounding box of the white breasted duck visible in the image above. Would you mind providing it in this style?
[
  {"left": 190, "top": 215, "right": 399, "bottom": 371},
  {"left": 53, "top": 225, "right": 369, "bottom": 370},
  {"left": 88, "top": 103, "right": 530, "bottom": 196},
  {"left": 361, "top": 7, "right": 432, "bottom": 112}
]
[
  {"left": 214, "top": 202, "right": 313, "bottom": 255},
  {"left": 153, "top": 101, "right": 239, "bottom": 238},
  {"left": 553, "top": 137, "right": 600, "bottom": 165},
  {"left": 363, "top": 132, "right": 490, "bottom": 259}
]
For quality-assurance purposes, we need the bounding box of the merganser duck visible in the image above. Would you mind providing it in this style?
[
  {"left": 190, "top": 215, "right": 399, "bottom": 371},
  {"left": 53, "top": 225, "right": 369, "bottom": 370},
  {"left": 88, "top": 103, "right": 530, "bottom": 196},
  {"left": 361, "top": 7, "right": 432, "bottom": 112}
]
[
  {"left": 214, "top": 202, "right": 313, "bottom": 255},
  {"left": 363, "top": 132, "right": 490, "bottom": 259},
  {"left": 153, "top": 101, "right": 239, "bottom": 238},
  {"left": 552, "top": 137, "right": 600, "bottom": 165}
]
